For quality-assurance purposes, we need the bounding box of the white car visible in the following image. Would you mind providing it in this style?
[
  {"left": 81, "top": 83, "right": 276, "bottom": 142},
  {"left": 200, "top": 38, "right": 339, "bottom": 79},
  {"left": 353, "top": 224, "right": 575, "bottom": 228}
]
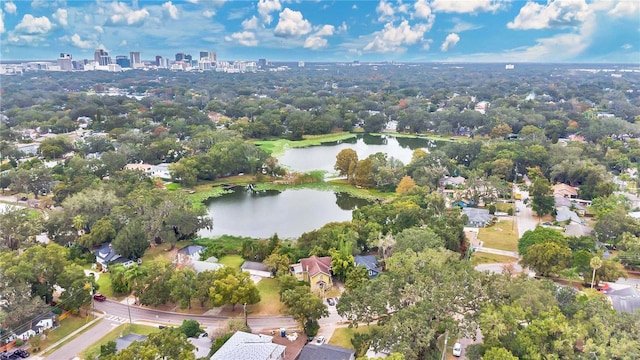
[
  {"left": 452, "top": 342, "right": 462, "bottom": 357},
  {"left": 315, "top": 335, "right": 325, "bottom": 344}
]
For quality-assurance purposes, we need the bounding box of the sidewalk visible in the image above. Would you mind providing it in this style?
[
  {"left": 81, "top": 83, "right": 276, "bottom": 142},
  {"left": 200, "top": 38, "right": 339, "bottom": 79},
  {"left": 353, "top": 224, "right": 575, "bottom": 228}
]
[{"left": 30, "top": 313, "right": 104, "bottom": 360}]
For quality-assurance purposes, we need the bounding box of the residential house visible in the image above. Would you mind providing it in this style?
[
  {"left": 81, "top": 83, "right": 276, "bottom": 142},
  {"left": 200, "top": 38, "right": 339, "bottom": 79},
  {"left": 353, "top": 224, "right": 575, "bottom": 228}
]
[
  {"left": 616, "top": 191, "right": 640, "bottom": 210},
  {"left": 554, "top": 196, "right": 586, "bottom": 216},
  {"left": 191, "top": 256, "right": 224, "bottom": 274},
  {"left": 210, "top": 331, "right": 286, "bottom": 360},
  {"left": 297, "top": 343, "right": 355, "bottom": 360},
  {"left": 291, "top": 256, "right": 332, "bottom": 290},
  {"left": 564, "top": 223, "right": 593, "bottom": 237},
  {"left": 553, "top": 184, "right": 578, "bottom": 198},
  {"left": 241, "top": 261, "right": 272, "bottom": 278},
  {"left": 16, "top": 312, "right": 55, "bottom": 341},
  {"left": 116, "top": 334, "right": 147, "bottom": 352},
  {"left": 176, "top": 245, "right": 205, "bottom": 263},
  {"left": 452, "top": 199, "right": 475, "bottom": 208},
  {"left": 124, "top": 163, "right": 154, "bottom": 176},
  {"left": 439, "top": 176, "right": 466, "bottom": 188},
  {"left": 606, "top": 285, "right": 640, "bottom": 313},
  {"left": 354, "top": 255, "right": 380, "bottom": 278},
  {"left": 95, "top": 243, "right": 133, "bottom": 271},
  {"left": 462, "top": 208, "right": 493, "bottom": 227},
  {"left": 556, "top": 208, "right": 583, "bottom": 224}
]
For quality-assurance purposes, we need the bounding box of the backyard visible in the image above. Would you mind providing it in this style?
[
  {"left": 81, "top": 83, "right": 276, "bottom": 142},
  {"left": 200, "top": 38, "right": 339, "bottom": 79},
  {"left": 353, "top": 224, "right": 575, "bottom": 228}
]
[
  {"left": 81, "top": 324, "right": 158, "bottom": 359},
  {"left": 478, "top": 220, "right": 518, "bottom": 252}
]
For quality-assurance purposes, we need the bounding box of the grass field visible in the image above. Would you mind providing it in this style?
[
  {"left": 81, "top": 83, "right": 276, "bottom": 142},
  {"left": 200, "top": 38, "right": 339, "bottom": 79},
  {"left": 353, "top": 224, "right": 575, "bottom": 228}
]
[
  {"left": 329, "top": 325, "right": 376, "bottom": 350},
  {"left": 96, "top": 273, "right": 114, "bottom": 298},
  {"left": 218, "top": 255, "right": 245, "bottom": 268},
  {"left": 470, "top": 252, "right": 518, "bottom": 265},
  {"left": 495, "top": 202, "right": 515, "bottom": 213},
  {"left": 248, "top": 278, "right": 284, "bottom": 316},
  {"left": 478, "top": 220, "right": 519, "bottom": 252},
  {"left": 39, "top": 315, "right": 97, "bottom": 355},
  {"left": 254, "top": 133, "right": 356, "bottom": 156},
  {"left": 82, "top": 324, "right": 158, "bottom": 359}
]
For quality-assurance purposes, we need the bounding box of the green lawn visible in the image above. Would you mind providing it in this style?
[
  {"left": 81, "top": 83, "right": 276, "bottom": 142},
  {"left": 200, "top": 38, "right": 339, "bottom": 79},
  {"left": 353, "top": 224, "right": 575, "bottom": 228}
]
[
  {"left": 329, "top": 325, "right": 376, "bottom": 350},
  {"left": 140, "top": 240, "right": 191, "bottom": 263},
  {"left": 39, "top": 315, "right": 97, "bottom": 355},
  {"left": 82, "top": 324, "right": 158, "bottom": 359},
  {"left": 249, "top": 278, "right": 284, "bottom": 316},
  {"left": 470, "top": 252, "right": 518, "bottom": 265},
  {"left": 96, "top": 273, "right": 114, "bottom": 298},
  {"left": 478, "top": 220, "right": 519, "bottom": 252},
  {"left": 495, "top": 202, "right": 515, "bottom": 213},
  {"left": 218, "top": 255, "right": 245, "bottom": 268}
]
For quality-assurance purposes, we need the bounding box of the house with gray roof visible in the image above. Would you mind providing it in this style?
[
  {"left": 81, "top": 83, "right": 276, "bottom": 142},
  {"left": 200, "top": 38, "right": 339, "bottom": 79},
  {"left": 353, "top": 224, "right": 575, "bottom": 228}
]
[
  {"left": 116, "top": 334, "right": 147, "bottom": 352},
  {"left": 462, "top": 208, "right": 493, "bottom": 227},
  {"left": 297, "top": 343, "right": 355, "bottom": 360},
  {"left": 607, "top": 286, "right": 640, "bottom": 313},
  {"left": 354, "top": 255, "right": 380, "bottom": 278},
  {"left": 177, "top": 244, "right": 205, "bottom": 263},
  {"left": 210, "top": 331, "right": 286, "bottom": 360},
  {"left": 556, "top": 208, "right": 583, "bottom": 224},
  {"left": 241, "top": 261, "right": 272, "bottom": 278}
]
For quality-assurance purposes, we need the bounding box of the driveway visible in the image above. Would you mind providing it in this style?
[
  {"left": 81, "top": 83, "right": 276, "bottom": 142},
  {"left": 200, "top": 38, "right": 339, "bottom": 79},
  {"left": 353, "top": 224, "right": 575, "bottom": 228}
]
[{"left": 515, "top": 193, "right": 538, "bottom": 238}]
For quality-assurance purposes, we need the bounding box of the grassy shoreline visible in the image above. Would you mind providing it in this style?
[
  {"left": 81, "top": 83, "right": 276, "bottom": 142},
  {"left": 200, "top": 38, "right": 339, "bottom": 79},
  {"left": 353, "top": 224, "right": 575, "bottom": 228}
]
[{"left": 253, "top": 132, "right": 357, "bottom": 156}]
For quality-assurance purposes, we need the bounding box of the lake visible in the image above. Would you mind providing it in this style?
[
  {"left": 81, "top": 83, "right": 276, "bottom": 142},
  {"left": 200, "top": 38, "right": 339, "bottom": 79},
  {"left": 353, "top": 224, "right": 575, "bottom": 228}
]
[
  {"left": 200, "top": 134, "right": 437, "bottom": 239},
  {"left": 277, "top": 134, "right": 439, "bottom": 173},
  {"left": 199, "top": 188, "right": 370, "bottom": 239}
]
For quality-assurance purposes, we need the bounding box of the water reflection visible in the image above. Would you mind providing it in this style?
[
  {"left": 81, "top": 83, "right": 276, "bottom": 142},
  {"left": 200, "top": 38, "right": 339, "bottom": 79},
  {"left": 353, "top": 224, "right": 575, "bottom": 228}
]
[{"left": 200, "top": 188, "right": 371, "bottom": 239}]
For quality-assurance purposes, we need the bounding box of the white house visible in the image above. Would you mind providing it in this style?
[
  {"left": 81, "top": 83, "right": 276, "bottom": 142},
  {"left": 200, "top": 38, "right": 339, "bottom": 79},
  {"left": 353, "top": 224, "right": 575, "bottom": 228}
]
[
  {"left": 241, "top": 261, "right": 272, "bottom": 278},
  {"left": 15, "top": 313, "right": 55, "bottom": 341},
  {"left": 210, "top": 331, "right": 286, "bottom": 360}
]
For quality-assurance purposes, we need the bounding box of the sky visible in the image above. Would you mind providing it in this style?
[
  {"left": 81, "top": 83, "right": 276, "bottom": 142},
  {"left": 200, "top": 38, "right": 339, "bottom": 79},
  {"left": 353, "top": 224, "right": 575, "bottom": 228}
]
[{"left": 0, "top": 0, "right": 638, "bottom": 63}]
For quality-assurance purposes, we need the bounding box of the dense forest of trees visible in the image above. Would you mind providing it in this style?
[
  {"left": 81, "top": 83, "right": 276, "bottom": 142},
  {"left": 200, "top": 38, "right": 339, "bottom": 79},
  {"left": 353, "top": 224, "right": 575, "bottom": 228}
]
[{"left": 1, "top": 64, "right": 639, "bottom": 357}]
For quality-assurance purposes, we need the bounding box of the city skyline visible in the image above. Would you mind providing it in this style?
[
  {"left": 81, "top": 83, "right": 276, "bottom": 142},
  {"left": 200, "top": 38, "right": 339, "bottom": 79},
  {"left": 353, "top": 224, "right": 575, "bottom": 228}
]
[{"left": 0, "top": 0, "right": 638, "bottom": 63}]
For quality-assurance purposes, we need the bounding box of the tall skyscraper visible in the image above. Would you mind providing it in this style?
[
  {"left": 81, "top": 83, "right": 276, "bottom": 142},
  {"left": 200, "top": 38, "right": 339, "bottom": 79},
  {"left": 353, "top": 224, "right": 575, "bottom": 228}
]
[
  {"left": 94, "top": 48, "right": 111, "bottom": 66},
  {"left": 175, "top": 53, "right": 185, "bottom": 61},
  {"left": 115, "top": 55, "right": 131, "bottom": 68},
  {"left": 58, "top": 53, "right": 73, "bottom": 71},
  {"left": 155, "top": 55, "right": 163, "bottom": 66},
  {"left": 199, "top": 51, "right": 208, "bottom": 60},
  {"left": 130, "top": 51, "right": 141, "bottom": 66}
]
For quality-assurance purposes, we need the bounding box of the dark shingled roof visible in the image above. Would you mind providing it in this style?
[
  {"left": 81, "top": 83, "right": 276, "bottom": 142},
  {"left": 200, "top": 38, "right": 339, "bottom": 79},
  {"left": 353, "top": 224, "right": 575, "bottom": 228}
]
[{"left": 297, "top": 344, "right": 354, "bottom": 360}]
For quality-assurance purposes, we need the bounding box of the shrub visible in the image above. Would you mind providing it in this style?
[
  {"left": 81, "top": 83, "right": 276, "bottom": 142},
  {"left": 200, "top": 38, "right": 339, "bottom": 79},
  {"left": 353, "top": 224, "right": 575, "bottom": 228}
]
[{"left": 179, "top": 319, "right": 203, "bottom": 338}]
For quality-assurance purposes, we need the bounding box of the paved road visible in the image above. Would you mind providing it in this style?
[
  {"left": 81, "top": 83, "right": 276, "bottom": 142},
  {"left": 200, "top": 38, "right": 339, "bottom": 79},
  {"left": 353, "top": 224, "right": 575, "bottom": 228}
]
[
  {"left": 45, "top": 316, "right": 116, "bottom": 360},
  {"left": 515, "top": 189, "right": 538, "bottom": 238}
]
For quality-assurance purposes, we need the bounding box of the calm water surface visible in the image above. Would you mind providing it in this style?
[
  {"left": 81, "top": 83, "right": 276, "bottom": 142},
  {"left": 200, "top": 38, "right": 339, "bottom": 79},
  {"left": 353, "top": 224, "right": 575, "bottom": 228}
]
[{"left": 200, "top": 188, "right": 370, "bottom": 239}]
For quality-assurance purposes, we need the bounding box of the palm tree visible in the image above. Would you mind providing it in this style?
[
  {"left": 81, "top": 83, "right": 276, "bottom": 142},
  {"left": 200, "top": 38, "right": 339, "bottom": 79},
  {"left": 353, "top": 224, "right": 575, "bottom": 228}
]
[{"left": 590, "top": 256, "right": 603, "bottom": 289}]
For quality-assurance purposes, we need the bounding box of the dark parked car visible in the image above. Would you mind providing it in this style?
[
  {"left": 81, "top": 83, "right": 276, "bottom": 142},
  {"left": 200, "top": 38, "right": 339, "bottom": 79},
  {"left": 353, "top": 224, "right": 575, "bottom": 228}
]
[
  {"left": 7, "top": 352, "right": 20, "bottom": 360},
  {"left": 93, "top": 293, "right": 106, "bottom": 301},
  {"left": 327, "top": 298, "right": 335, "bottom": 306},
  {"left": 13, "top": 349, "right": 30, "bottom": 358}
]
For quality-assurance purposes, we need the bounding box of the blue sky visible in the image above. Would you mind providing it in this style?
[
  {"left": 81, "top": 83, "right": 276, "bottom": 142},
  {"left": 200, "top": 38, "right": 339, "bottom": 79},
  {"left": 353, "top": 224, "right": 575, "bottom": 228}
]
[{"left": 1, "top": 0, "right": 638, "bottom": 63}]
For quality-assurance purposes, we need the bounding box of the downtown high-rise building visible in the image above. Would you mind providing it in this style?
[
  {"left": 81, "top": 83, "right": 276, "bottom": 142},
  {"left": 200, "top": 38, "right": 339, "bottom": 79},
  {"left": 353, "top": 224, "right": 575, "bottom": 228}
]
[
  {"left": 57, "top": 53, "right": 73, "bottom": 71},
  {"left": 129, "top": 51, "right": 141, "bottom": 66},
  {"left": 94, "top": 48, "right": 110, "bottom": 66}
]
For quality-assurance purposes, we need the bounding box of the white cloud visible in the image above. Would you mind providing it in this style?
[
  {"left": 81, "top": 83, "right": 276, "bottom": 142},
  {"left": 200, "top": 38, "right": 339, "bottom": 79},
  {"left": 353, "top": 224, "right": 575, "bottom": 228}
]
[
  {"left": 303, "top": 24, "right": 335, "bottom": 50},
  {"left": 352, "top": 4, "right": 357, "bottom": 10},
  {"left": 274, "top": 8, "right": 312, "bottom": 38},
  {"left": 449, "top": 18, "right": 482, "bottom": 32},
  {"left": 422, "top": 39, "right": 433, "bottom": 50},
  {"left": 608, "top": 0, "right": 640, "bottom": 18},
  {"left": 202, "top": 10, "right": 215, "bottom": 18},
  {"left": 119, "top": 39, "right": 127, "bottom": 47},
  {"left": 186, "top": 0, "right": 198, "bottom": 3},
  {"left": 162, "top": 1, "right": 179, "bottom": 20},
  {"left": 0, "top": 10, "right": 4, "bottom": 34},
  {"left": 304, "top": 36, "right": 328, "bottom": 49},
  {"left": 364, "top": 20, "right": 431, "bottom": 53},
  {"left": 376, "top": 0, "right": 395, "bottom": 21},
  {"left": 4, "top": 2, "right": 17, "bottom": 15},
  {"left": 414, "top": 0, "right": 432, "bottom": 19},
  {"left": 70, "top": 33, "right": 94, "bottom": 49},
  {"left": 621, "top": 43, "right": 632, "bottom": 50},
  {"left": 14, "top": 14, "right": 53, "bottom": 34},
  {"left": 508, "top": 0, "right": 591, "bottom": 30},
  {"left": 258, "top": 0, "right": 281, "bottom": 24},
  {"left": 225, "top": 31, "right": 258, "bottom": 46},
  {"left": 242, "top": 15, "right": 259, "bottom": 30},
  {"left": 431, "top": 0, "right": 504, "bottom": 13},
  {"left": 105, "top": 2, "right": 149, "bottom": 26},
  {"left": 315, "top": 24, "right": 335, "bottom": 37},
  {"left": 94, "top": 25, "right": 103, "bottom": 33},
  {"left": 52, "top": 8, "right": 67, "bottom": 26},
  {"left": 338, "top": 21, "right": 348, "bottom": 33},
  {"left": 441, "top": 33, "right": 460, "bottom": 51}
]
